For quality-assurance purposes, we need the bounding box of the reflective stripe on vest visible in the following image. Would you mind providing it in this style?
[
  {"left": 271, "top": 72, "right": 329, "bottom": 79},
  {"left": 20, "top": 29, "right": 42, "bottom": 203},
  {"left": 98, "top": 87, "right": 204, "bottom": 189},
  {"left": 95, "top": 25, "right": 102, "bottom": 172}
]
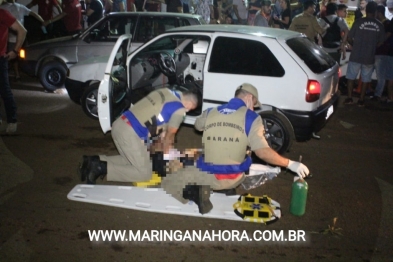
[
  {"left": 214, "top": 173, "right": 243, "bottom": 180},
  {"left": 122, "top": 110, "right": 149, "bottom": 140},
  {"left": 196, "top": 155, "right": 252, "bottom": 174}
]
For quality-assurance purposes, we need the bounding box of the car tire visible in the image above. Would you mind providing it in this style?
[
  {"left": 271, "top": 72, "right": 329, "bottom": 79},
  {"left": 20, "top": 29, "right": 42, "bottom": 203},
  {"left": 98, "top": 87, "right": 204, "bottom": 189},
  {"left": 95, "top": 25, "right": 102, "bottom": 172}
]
[
  {"left": 259, "top": 111, "right": 294, "bottom": 154},
  {"left": 81, "top": 82, "right": 100, "bottom": 120},
  {"left": 39, "top": 61, "right": 67, "bottom": 92}
]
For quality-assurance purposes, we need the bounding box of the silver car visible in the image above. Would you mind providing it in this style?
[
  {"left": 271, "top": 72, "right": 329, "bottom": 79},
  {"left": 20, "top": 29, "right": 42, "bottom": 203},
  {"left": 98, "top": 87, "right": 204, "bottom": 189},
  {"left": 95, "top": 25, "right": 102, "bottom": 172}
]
[{"left": 19, "top": 12, "right": 205, "bottom": 92}]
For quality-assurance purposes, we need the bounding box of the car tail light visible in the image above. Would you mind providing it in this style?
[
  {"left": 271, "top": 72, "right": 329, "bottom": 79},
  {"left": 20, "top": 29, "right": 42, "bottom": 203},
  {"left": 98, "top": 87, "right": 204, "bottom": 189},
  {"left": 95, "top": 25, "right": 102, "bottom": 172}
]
[
  {"left": 19, "top": 49, "right": 25, "bottom": 59},
  {"left": 306, "top": 80, "right": 320, "bottom": 103}
]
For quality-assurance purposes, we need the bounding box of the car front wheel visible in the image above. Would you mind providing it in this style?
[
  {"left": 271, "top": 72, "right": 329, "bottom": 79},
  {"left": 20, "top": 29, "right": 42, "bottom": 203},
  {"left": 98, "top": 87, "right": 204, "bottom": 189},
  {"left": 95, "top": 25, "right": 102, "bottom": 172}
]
[
  {"left": 39, "top": 61, "right": 67, "bottom": 92},
  {"left": 81, "top": 82, "right": 100, "bottom": 120},
  {"left": 259, "top": 111, "right": 294, "bottom": 154}
]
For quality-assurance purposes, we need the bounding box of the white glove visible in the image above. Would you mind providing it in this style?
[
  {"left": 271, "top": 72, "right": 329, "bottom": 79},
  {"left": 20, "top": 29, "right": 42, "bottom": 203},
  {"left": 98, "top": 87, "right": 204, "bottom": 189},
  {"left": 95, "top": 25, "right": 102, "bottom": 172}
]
[{"left": 287, "top": 160, "right": 310, "bottom": 178}]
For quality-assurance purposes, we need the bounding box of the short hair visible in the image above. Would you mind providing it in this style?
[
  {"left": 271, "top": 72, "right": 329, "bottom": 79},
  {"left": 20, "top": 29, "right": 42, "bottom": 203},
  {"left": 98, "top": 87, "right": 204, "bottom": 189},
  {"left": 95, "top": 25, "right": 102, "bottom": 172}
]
[
  {"left": 234, "top": 88, "right": 252, "bottom": 98},
  {"left": 304, "top": 0, "right": 316, "bottom": 10},
  {"left": 182, "top": 89, "right": 200, "bottom": 108},
  {"left": 326, "top": 3, "right": 338, "bottom": 15},
  {"left": 376, "top": 4, "right": 386, "bottom": 15},
  {"left": 337, "top": 4, "right": 348, "bottom": 11},
  {"left": 366, "top": 1, "right": 378, "bottom": 14}
]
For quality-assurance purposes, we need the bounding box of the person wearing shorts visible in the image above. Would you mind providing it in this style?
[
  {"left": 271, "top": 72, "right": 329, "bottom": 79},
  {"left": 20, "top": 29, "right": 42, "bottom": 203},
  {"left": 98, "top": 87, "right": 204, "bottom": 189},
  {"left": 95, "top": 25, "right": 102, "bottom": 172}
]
[{"left": 344, "top": 1, "right": 384, "bottom": 107}]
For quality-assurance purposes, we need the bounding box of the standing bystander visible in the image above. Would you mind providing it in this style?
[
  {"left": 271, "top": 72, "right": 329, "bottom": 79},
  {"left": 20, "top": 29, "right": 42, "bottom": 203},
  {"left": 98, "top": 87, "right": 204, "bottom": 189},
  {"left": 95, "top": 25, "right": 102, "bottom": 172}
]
[
  {"left": 231, "top": 0, "right": 247, "bottom": 24},
  {"left": 354, "top": 0, "right": 368, "bottom": 20},
  {"left": 386, "top": 0, "right": 393, "bottom": 21},
  {"left": 373, "top": 5, "right": 393, "bottom": 101},
  {"left": 0, "top": 0, "right": 44, "bottom": 81},
  {"left": 0, "top": 5, "right": 26, "bottom": 134},
  {"left": 289, "top": 0, "right": 328, "bottom": 44},
  {"left": 26, "top": 0, "right": 61, "bottom": 38},
  {"left": 196, "top": 0, "right": 212, "bottom": 23},
  {"left": 318, "top": 2, "right": 349, "bottom": 64},
  {"left": 85, "top": 0, "right": 103, "bottom": 26},
  {"left": 337, "top": 3, "right": 348, "bottom": 19},
  {"left": 43, "top": 0, "right": 82, "bottom": 36},
  {"left": 273, "top": 0, "right": 291, "bottom": 29},
  {"left": 344, "top": 1, "right": 385, "bottom": 106},
  {"left": 253, "top": 0, "right": 272, "bottom": 27}
]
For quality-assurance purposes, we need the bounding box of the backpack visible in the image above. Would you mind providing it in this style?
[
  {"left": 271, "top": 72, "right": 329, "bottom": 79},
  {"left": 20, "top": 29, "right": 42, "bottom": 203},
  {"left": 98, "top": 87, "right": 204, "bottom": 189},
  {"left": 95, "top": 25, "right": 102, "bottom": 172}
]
[{"left": 322, "top": 17, "right": 342, "bottom": 49}]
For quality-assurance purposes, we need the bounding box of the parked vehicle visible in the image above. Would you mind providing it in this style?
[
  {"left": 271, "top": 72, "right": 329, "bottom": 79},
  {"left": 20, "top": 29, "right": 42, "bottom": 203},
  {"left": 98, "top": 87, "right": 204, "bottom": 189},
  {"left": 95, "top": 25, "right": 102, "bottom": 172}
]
[
  {"left": 98, "top": 25, "right": 340, "bottom": 154},
  {"left": 19, "top": 12, "right": 205, "bottom": 92}
]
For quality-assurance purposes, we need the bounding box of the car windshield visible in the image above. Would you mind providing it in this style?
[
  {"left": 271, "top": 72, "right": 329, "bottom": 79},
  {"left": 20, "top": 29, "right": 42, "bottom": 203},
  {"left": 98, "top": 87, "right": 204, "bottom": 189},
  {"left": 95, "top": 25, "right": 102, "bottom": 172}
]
[{"left": 286, "top": 37, "right": 336, "bottom": 74}]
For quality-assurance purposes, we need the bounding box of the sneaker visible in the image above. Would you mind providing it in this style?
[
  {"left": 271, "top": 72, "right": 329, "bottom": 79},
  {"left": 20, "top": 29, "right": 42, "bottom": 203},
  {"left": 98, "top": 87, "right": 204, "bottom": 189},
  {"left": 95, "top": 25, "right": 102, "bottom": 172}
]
[
  {"left": 370, "top": 96, "right": 381, "bottom": 102},
  {"left": 6, "top": 123, "right": 17, "bottom": 134},
  {"left": 344, "top": 97, "right": 354, "bottom": 105},
  {"left": 357, "top": 100, "right": 365, "bottom": 107}
]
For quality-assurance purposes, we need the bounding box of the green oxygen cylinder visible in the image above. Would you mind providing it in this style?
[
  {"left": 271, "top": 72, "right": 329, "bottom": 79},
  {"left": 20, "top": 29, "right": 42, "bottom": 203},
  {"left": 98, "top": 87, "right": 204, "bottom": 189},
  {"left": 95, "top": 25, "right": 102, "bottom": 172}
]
[{"left": 290, "top": 177, "right": 308, "bottom": 216}]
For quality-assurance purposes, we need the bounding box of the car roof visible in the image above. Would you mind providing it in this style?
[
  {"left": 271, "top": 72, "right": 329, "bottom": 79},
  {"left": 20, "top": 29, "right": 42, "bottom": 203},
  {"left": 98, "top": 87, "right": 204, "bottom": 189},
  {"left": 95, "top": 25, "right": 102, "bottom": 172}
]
[
  {"left": 166, "top": 24, "right": 303, "bottom": 39},
  {"left": 106, "top": 11, "right": 203, "bottom": 19}
]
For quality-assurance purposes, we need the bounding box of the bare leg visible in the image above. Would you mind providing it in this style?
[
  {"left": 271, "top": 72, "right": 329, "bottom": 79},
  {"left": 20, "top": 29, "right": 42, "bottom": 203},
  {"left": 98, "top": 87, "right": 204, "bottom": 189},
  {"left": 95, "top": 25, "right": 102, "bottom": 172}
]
[{"left": 359, "top": 82, "right": 369, "bottom": 101}]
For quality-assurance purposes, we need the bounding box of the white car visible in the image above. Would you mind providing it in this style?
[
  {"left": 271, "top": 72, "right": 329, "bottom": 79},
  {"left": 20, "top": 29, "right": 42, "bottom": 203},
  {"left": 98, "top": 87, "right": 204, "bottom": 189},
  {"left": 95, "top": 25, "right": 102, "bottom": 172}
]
[{"left": 98, "top": 25, "right": 340, "bottom": 154}]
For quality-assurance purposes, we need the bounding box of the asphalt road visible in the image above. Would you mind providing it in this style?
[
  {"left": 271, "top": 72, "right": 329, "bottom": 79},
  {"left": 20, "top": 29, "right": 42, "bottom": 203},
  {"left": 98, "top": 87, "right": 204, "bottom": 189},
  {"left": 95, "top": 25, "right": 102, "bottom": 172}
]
[{"left": 1, "top": 76, "right": 393, "bottom": 261}]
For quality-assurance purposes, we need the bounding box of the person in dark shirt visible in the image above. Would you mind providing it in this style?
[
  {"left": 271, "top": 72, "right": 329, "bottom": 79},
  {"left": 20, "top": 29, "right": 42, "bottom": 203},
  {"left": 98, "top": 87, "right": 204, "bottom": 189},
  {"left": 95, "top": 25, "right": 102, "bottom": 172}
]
[
  {"left": 86, "top": 0, "right": 103, "bottom": 26},
  {"left": 273, "top": 0, "right": 291, "bottom": 29}
]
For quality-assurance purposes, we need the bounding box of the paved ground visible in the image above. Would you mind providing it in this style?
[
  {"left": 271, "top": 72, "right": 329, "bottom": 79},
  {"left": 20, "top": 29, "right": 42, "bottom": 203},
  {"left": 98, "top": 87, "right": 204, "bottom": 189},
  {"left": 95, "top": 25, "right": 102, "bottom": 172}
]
[{"left": 1, "top": 76, "right": 393, "bottom": 261}]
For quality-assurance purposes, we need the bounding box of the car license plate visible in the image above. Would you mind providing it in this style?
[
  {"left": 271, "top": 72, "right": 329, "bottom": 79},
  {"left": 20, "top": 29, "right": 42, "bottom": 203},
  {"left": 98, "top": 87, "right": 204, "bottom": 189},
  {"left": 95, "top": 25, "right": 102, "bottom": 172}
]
[{"left": 326, "top": 105, "right": 334, "bottom": 120}]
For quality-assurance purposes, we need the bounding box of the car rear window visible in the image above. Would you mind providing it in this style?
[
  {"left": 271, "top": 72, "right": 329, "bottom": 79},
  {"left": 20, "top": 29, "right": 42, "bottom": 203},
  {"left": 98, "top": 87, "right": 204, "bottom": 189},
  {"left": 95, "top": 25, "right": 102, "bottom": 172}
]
[
  {"left": 286, "top": 37, "right": 336, "bottom": 74},
  {"left": 208, "top": 37, "right": 285, "bottom": 77}
]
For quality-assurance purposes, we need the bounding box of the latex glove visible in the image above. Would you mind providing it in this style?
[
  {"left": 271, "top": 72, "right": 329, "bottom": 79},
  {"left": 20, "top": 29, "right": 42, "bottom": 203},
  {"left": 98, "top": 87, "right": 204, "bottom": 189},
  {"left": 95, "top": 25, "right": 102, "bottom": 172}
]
[{"left": 287, "top": 160, "right": 310, "bottom": 178}]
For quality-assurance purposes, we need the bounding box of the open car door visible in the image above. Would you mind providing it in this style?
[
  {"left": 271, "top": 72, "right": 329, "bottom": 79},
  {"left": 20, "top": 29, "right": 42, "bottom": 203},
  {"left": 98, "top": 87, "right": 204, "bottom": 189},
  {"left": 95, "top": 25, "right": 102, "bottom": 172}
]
[{"left": 98, "top": 34, "right": 132, "bottom": 133}]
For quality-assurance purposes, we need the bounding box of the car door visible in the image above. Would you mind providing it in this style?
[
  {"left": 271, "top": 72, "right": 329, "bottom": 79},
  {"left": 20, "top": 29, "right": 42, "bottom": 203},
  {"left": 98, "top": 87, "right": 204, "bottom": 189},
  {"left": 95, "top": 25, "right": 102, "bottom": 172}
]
[
  {"left": 98, "top": 34, "right": 132, "bottom": 133},
  {"left": 78, "top": 15, "right": 137, "bottom": 65}
]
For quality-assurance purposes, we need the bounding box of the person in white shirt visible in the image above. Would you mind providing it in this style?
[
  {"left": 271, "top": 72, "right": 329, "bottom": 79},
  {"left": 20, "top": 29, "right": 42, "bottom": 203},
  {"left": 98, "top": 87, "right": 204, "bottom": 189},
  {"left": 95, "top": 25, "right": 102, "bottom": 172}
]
[
  {"left": 232, "top": 0, "right": 248, "bottom": 24},
  {"left": 386, "top": 0, "right": 393, "bottom": 20}
]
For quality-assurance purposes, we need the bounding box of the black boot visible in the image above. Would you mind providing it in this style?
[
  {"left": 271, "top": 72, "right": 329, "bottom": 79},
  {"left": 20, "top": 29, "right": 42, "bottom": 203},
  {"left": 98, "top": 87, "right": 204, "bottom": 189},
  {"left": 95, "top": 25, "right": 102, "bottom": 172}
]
[
  {"left": 86, "top": 158, "right": 107, "bottom": 185},
  {"left": 183, "top": 185, "right": 213, "bottom": 214},
  {"left": 151, "top": 152, "right": 169, "bottom": 177},
  {"left": 78, "top": 155, "right": 100, "bottom": 182}
]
